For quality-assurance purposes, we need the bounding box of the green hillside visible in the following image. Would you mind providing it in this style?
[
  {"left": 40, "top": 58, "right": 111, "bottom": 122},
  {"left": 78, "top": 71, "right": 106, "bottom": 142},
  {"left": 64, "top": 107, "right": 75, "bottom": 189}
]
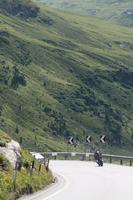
[
  {"left": 37, "top": 0, "right": 133, "bottom": 27},
  {"left": 0, "top": 0, "right": 133, "bottom": 153}
]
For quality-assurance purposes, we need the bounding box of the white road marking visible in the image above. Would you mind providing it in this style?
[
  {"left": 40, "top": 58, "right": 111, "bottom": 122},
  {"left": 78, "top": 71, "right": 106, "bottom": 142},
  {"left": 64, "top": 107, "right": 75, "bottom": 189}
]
[{"left": 44, "top": 173, "right": 69, "bottom": 200}]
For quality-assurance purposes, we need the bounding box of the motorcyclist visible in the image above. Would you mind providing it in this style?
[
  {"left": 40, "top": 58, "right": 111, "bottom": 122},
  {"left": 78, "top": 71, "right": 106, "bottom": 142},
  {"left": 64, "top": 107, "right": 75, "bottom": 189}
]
[{"left": 94, "top": 149, "right": 103, "bottom": 166}]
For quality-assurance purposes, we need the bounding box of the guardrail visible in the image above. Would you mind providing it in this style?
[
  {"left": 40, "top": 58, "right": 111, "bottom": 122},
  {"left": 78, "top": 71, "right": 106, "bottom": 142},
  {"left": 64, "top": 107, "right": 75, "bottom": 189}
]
[{"left": 35, "top": 152, "right": 133, "bottom": 166}]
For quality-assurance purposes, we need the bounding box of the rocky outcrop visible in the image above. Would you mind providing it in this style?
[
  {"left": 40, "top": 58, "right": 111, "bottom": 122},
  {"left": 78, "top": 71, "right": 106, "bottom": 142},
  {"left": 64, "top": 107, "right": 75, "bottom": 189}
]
[{"left": 0, "top": 140, "right": 21, "bottom": 167}]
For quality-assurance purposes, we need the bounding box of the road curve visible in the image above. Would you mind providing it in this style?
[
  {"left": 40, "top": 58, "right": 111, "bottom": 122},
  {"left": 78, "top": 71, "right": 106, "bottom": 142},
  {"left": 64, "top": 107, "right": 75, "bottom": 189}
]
[{"left": 19, "top": 160, "right": 133, "bottom": 200}]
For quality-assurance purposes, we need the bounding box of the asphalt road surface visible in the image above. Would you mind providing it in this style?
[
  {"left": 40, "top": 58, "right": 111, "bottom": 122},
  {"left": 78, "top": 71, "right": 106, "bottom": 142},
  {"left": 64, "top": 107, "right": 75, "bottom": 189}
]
[{"left": 20, "top": 160, "right": 133, "bottom": 200}]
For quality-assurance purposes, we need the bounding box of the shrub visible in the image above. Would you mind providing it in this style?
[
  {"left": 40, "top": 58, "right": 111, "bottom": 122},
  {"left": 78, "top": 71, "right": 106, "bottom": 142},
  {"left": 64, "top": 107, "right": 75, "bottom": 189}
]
[
  {"left": 0, "top": 154, "right": 10, "bottom": 171},
  {"left": 0, "top": 0, "right": 40, "bottom": 18},
  {"left": 0, "top": 140, "right": 6, "bottom": 147},
  {"left": 11, "top": 67, "right": 27, "bottom": 89}
]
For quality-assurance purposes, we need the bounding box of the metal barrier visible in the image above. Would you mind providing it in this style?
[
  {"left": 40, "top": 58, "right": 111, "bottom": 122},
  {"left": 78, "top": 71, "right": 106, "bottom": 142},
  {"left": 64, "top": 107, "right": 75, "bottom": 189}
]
[{"left": 34, "top": 152, "right": 133, "bottom": 166}]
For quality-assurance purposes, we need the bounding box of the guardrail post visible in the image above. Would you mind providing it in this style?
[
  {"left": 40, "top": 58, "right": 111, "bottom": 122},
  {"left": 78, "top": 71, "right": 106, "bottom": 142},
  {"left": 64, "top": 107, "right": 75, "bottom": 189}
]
[
  {"left": 65, "top": 155, "right": 68, "bottom": 160},
  {"left": 82, "top": 155, "right": 85, "bottom": 161},
  {"left": 120, "top": 159, "right": 123, "bottom": 165},
  {"left": 13, "top": 162, "right": 18, "bottom": 192},
  {"left": 109, "top": 157, "right": 112, "bottom": 164},
  {"left": 45, "top": 159, "right": 49, "bottom": 173},
  {"left": 38, "top": 164, "right": 42, "bottom": 176},
  {"left": 54, "top": 156, "right": 57, "bottom": 160},
  {"left": 130, "top": 160, "right": 132, "bottom": 166}
]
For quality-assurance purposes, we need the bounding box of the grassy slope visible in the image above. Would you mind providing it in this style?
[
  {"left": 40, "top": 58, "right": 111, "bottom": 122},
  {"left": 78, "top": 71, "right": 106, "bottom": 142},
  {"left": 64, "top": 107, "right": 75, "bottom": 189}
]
[
  {"left": 0, "top": 129, "right": 11, "bottom": 143},
  {"left": 0, "top": 149, "right": 53, "bottom": 200},
  {"left": 0, "top": 128, "right": 53, "bottom": 200},
  {"left": 0, "top": 2, "right": 133, "bottom": 153},
  {"left": 37, "top": 0, "right": 133, "bottom": 27}
]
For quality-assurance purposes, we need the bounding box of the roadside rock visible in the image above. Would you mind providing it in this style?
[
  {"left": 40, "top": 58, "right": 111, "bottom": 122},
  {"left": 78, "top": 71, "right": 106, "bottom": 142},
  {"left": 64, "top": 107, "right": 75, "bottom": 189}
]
[{"left": 0, "top": 140, "right": 21, "bottom": 167}]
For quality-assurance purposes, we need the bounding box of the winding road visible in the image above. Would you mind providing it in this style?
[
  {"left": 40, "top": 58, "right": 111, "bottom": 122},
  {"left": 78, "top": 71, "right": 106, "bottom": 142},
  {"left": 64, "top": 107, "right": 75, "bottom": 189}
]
[{"left": 19, "top": 160, "right": 133, "bottom": 200}]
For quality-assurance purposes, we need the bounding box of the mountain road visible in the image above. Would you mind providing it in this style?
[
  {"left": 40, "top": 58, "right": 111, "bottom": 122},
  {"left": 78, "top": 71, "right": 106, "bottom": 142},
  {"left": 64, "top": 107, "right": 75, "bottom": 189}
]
[{"left": 19, "top": 160, "right": 133, "bottom": 200}]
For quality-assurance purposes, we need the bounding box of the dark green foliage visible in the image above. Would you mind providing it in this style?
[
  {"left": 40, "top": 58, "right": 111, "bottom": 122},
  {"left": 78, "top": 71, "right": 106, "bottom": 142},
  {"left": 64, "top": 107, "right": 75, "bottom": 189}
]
[
  {"left": 0, "top": 65, "right": 11, "bottom": 86},
  {"left": 0, "top": 154, "right": 9, "bottom": 170},
  {"left": 15, "top": 126, "right": 19, "bottom": 134},
  {"left": 112, "top": 69, "right": 133, "bottom": 88},
  {"left": 16, "top": 43, "right": 32, "bottom": 66},
  {"left": 0, "top": 140, "right": 6, "bottom": 147},
  {"left": 0, "top": 31, "right": 10, "bottom": 46},
  {"left": 23, "top": 161, "right": 30, "bottom": 169},
  {"left": 48, "top": 113, "right": 67, "bottom": 136},
  {"left": 104, "top": 109, "right": 123, "bottom": 146},
  {"left": 19, "top": 136, "right": 23, "bottom": 144},
  {"left": 43, "top": 107, "right": 69, "bottom": 137},
  {"left": 0, "top": 32, "right": 32, "bottom": 66},
  {"left": 11, "top": 67, "right": 27, "bottom": 89},
  {"left": 0, "top": 0, "right": 40, "bottom": 18},
  {"left": 0, "top": 65, "right": 27, "bottom": 88},
  {"left": 39, "top": 15, "right": 54, "bottom": 25}
]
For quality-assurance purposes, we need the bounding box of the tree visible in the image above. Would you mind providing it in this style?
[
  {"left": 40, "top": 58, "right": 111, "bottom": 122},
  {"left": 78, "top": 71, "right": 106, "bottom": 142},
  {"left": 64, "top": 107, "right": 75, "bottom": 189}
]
[
  {"left": 11, "top": 67, "right": 27, "bottom": 88},
  {"left": 15, "top": 126, "right": 19, "bottom": 134},
  {"left": 104, "top": 109, "right": 122, "bottom": 146}
]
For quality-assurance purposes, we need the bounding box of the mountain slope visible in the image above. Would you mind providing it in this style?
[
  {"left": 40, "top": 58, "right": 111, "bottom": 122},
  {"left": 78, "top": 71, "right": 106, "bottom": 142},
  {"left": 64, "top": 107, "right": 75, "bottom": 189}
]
[
  {"left": 37, "top": 0, "right": 133, "bottom": 27},
  {"left": 0, "top": 0, "right": 133, "bottom": 153}
]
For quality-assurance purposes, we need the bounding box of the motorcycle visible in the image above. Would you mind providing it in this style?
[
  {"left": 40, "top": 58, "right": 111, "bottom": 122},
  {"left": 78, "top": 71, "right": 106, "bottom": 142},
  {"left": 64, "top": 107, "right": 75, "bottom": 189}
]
[
  {"left": 96, "top": 158, "right": 103, "bottom": 167},
  {"left": 94, "top": 150, "right": 103, "bottom": 167}
]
